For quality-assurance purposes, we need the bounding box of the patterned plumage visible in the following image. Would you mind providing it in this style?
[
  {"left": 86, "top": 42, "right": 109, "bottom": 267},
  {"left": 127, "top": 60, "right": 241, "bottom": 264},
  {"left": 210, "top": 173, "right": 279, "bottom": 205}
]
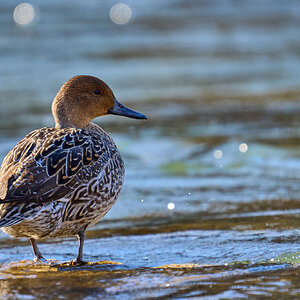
[{"left": 0, "top": 75, "right": 146, "bottom": 263}]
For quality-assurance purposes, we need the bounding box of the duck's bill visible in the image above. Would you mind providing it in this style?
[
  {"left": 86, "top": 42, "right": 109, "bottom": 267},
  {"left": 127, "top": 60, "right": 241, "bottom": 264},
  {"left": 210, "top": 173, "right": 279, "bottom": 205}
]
[{"left": 108, "top": 99, "right": 147, "bottom": 120}]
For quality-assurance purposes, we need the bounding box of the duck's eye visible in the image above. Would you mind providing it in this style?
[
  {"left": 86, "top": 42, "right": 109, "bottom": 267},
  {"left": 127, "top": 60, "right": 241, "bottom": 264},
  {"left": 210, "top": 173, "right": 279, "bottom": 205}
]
[{"left": 94, "top": 90, "right": 101, "bottom": 95}]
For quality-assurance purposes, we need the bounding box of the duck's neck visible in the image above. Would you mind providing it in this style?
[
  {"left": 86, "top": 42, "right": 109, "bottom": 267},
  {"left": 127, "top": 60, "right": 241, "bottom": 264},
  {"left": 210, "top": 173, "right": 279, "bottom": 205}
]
[{"left": 52, "top": 96, "right": 91, "bottom": 129}]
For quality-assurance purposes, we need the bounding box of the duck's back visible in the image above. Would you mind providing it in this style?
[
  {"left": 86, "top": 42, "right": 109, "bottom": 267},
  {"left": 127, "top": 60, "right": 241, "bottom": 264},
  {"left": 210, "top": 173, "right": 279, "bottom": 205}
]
[{"left": 0, "top": 123, "right": 124, "bottom": 238}]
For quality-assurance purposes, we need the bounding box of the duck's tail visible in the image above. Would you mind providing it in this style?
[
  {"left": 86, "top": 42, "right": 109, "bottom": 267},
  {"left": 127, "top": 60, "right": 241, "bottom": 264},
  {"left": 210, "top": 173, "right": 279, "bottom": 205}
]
[
  {"left": 0, "top": 216, "right": 23, "bottom": 228},
  {"left": 0, "top": 199, "right": 26, "bottom": 227}
]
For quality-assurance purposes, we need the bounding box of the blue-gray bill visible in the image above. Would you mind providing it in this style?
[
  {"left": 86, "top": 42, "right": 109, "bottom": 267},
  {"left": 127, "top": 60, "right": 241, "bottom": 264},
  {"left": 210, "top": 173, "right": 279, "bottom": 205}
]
[{"left": 108, "top": 99, "right": 147, "bottom": 120}]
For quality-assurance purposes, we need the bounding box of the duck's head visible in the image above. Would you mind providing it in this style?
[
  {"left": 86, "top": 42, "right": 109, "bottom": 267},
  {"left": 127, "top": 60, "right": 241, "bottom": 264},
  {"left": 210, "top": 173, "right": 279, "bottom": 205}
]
[{"left": 52, "top": 75, "right": 146, "bottom": 129}]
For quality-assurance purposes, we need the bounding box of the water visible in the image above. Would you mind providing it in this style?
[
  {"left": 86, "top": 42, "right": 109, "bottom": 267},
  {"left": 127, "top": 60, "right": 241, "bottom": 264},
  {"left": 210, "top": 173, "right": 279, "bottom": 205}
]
[{"left": 1, "top": 0, "right": 300, "bottom": 298}]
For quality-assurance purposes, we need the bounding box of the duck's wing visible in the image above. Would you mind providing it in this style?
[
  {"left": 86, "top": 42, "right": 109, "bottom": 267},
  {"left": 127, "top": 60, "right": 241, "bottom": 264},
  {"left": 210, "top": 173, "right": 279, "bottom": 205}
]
[{"left": 0, "top": 127, "right": 115, "bottom": 226}]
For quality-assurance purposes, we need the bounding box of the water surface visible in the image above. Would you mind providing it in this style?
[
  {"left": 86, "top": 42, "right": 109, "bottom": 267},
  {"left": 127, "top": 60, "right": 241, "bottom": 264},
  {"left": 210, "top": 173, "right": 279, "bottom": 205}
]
[{"left": 1, "top": 0, "right": 300, "bottom": 298}]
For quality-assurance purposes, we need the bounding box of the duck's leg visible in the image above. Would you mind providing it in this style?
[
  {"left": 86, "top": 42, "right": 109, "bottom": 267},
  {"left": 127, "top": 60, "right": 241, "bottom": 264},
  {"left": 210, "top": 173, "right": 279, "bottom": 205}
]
[
  {"left": 72, "top": 230, "right": 86, "bottom": 265},
  {"left": 30, "top": 238, "right": 45, "bottom": 261}
]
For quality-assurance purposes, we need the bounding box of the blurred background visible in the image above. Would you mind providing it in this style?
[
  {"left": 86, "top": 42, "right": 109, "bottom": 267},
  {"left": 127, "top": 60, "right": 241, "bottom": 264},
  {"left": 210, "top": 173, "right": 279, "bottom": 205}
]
[{"left": 2, "top": 0, "right": 300, "bottom": 298}]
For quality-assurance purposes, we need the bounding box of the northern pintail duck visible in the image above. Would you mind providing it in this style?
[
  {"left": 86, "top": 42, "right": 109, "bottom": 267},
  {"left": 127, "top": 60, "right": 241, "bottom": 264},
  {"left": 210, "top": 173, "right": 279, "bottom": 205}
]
[{"left": 0, "top": 75, "right": 146, "bottom": 263}]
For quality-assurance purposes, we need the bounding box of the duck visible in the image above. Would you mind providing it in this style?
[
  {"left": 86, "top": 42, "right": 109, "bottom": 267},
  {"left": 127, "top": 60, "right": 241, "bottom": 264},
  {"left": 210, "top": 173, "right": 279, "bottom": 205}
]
[{"left": 0, "top": 75, "right": 146, "bottom": 263}]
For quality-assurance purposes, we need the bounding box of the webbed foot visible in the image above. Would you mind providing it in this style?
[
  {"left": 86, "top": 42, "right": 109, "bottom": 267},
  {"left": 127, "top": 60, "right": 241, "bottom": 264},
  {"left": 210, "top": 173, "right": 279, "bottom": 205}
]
[
  {"left": 69, "top": 259, "right": 86, "bottom": 266},
  {"left": 33, "top": 256, "right": 48, "bottom": 264}
]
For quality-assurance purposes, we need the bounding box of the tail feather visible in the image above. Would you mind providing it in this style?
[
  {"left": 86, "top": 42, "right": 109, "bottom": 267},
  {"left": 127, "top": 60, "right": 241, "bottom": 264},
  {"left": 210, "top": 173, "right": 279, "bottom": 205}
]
[
  {"left": 0, "top": 196, "right": 31, "bottom": 204},
  {"left": 0, "top": 216, "right": 23, "bottom": 228}
]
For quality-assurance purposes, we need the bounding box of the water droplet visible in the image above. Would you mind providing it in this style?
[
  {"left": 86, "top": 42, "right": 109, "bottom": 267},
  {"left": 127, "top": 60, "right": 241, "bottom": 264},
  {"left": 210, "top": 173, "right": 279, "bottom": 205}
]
[
  {"left": 213, "top": 150, "right": 223, "bottom": 159},
  {"left": 110, "top": 3, "right": 131, "bottom": 25},
  {"left": 239, "top": 143, "right": 248, "bottom": 153},
  {"left": 14, "top": 3, "right": 35, "bottom": 25},
  {"left": 141, "top": 199, "right": 144, "bottom": 202},
  {"left": 168, "top": 202, "right": 175, "bottom": 210}
]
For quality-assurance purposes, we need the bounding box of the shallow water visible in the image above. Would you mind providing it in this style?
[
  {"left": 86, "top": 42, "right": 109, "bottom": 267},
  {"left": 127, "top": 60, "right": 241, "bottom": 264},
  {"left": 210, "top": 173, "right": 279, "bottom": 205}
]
[{"left": 1, "top": 0, "right": 300, "bottom": 298}]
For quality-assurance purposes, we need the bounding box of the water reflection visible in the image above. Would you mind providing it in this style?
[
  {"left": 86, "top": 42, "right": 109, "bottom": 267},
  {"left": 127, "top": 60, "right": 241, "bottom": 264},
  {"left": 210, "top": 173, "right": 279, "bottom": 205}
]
[
  {"left": 1, "top": 0, "right": 300, "bottom": 298},
  {"left": 110, "top": 3, "right": 132, "bottom": 25},
  {"left": 13, "top": 3, "right": 35, "bottom": 25}
]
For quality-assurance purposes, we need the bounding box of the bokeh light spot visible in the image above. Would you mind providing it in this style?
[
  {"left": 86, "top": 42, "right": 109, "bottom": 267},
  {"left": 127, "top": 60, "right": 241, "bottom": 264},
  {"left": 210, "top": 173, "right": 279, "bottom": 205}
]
[
  {"left": 213, "top": 150, "right": 223, "bottom": 159},
  {"left": 239, "top": 143, "right": 248, "bottom": 153},
  {"left": 110, "top": 3, "right": 131, "bottom": 25},
  {"left": 13, "top": 3, "right": 35, "bottom": 25},
  {"left": 167, "top": 202, "right": 175, "bottom": 210}
]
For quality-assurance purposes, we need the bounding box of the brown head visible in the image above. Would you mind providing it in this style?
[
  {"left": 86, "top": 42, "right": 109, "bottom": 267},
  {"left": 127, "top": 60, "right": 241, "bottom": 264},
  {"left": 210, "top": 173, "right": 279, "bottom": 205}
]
[{"left": 52, "top": 75, "right": 146, "bottom": 129}]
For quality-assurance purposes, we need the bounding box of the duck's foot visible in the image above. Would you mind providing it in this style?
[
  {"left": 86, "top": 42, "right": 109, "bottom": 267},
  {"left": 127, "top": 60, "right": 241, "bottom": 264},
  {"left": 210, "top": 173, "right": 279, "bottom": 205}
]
[
  {"left": 68, "top": 259, "right": 86, "bottom": 266},
  {"left": 33, "top": 256, "right": 48, "bottom": 264}
]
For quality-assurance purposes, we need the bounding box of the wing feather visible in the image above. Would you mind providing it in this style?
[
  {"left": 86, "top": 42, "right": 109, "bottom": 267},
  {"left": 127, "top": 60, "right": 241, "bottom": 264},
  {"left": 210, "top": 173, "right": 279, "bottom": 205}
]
[{"left": 0, "top": 127, "right": 109, "bottom": 205}]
